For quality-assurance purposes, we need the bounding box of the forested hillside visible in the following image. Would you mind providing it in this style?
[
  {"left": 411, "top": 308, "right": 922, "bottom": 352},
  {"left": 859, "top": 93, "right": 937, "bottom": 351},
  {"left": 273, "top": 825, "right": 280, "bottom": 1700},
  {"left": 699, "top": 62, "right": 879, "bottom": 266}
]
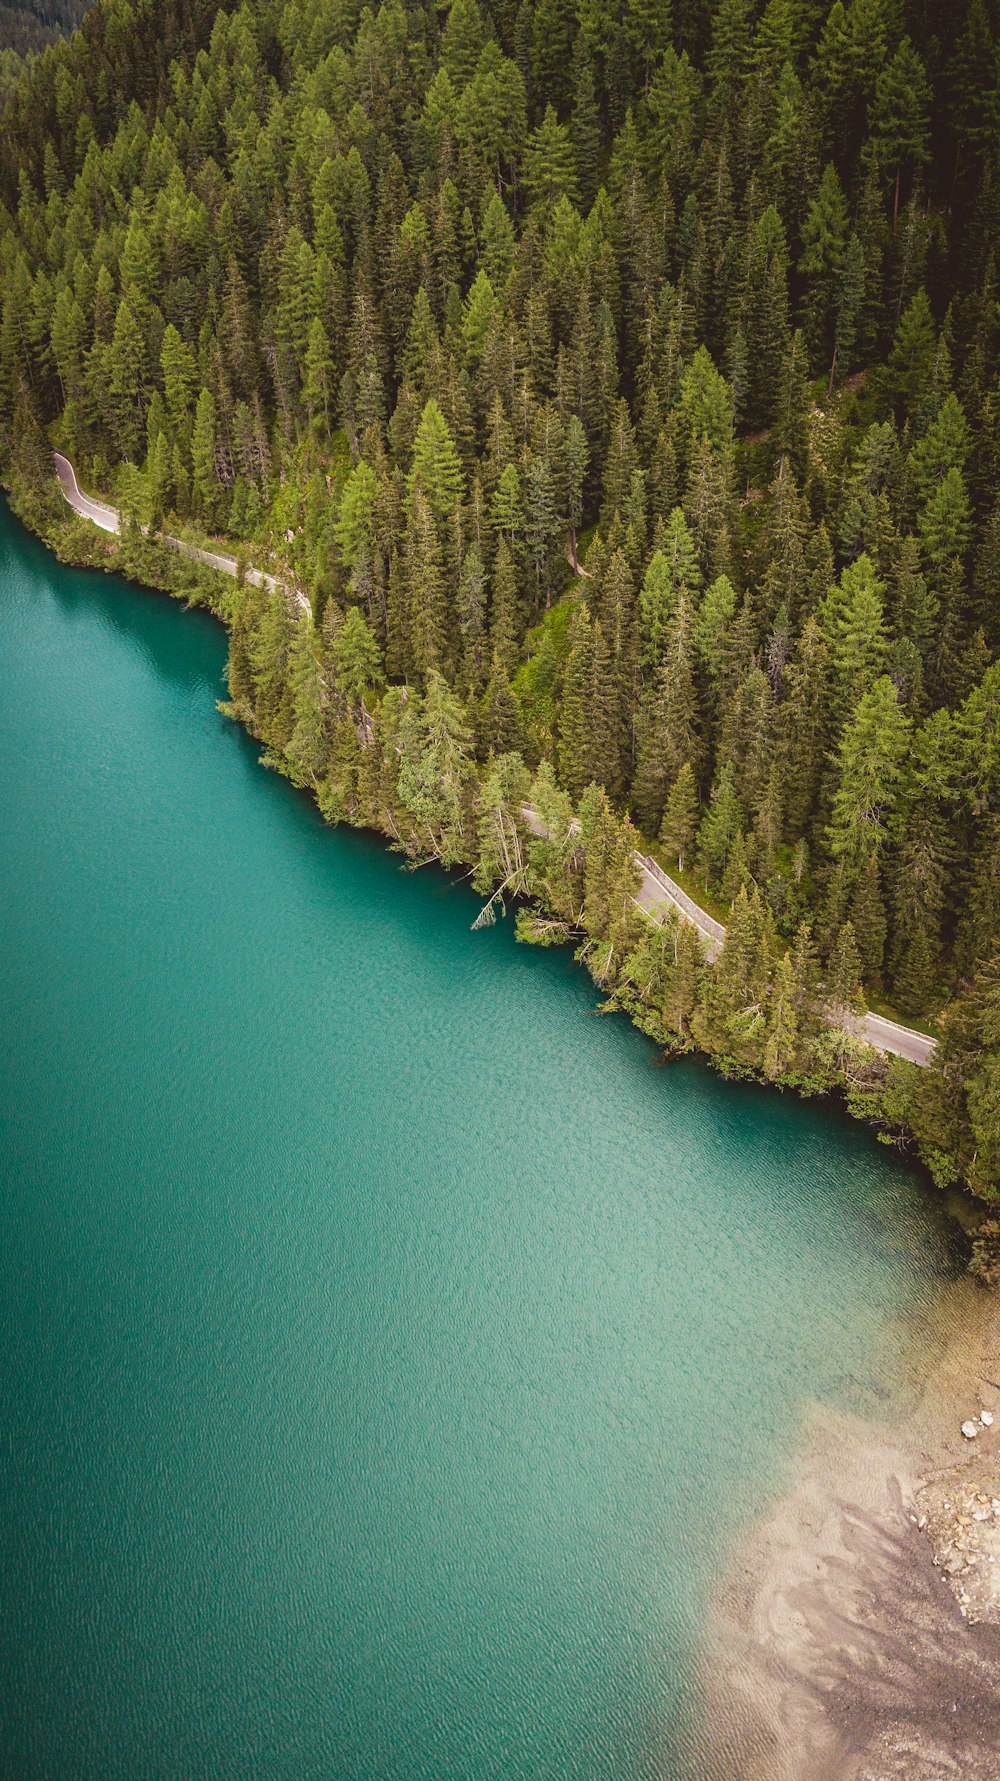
[
  {"left": 0, "top": 1, "right": 88, "bottom": 111},
  {"left": 0, "top": 1, "right": 87, "bottom": 55},
  {"left": 2, "top": 0, "right": 1000, "bottom": 1200}
]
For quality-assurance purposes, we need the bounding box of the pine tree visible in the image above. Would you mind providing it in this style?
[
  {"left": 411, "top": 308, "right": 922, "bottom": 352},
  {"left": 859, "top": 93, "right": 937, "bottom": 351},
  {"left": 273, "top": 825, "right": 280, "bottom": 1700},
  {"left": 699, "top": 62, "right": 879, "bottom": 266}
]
[
  {"left": 829, "top": 676, "right": 911, "bottom": 869},
  {"left": 491, "top": 463, "right": 523, "bottom": 553},
  {"left": 145, "top": 431, "right": 173, "bottom": 526},
  {"left": 558, "top": 601, "right": 594, "bottom": 800},
  {"left": 909, "top": 394, "right": 969, "bottom": 504},
  {"left": 108, "top": 299, "right": 147, "bottom": 457},
  {"left": 881, "top": 288, "right": 936, "bottom": 422},
  {"left": 631, "top": 592, "right": 700, "bottom": 830},
  {"left": 522, "top": 105, "right": 580, "bottom": 213},
  {"left": 779, "top": 619, "right": 831, "bottom": 836},
  {"left": 826, "top": 921, "right": 864, "bottom": 1013},
  {"left": 588, "top": 617, "right": 625, "bottom": 800},
  {"left": 489, "top": 536, "right": 521, "bottom": 669},
  {"left": 478, "top": 652, "right": 524, "bottom": 757},
  {"left": 396, "top": 671, "right": 476, "bottom": 865},
  {"left": 456, "top": 546, "right": 488, "bottom": 682},
  {"left": 818, "top": 554, "right": 888, "bottom": 723},
  {"left": 191, "top": 388, "right": 219, "bottom": 523},
  {"left": 697, "top": 765, "right": 743, "bottom": 884},
  {"left": 527, "top": 760, "right": 584, "bottom": 923},
  {"left": 524, "top": 453, "right": 560, "bottom": 606},
  {"left": 571, "top": 41, "right": 601, "bottom": 208},
  {"left": 562, "top": 413, "right": 588, "bottom": 568},
  {"left": 830, "top": 234, "right": 866, "bottom": 394},
  {"left": 660, "top": 762, "right": 699, "bottom": 869},
  {"left": 250, "top": 590, "right": 294, "bottom": 745},
  {"left": 638, "top": 510, "right": 701, "bottom": 671},
  {"left": 580, "top": 787, "right": 641, "bottom": 947},
  {"left": 918, "top": 466, "right": 971, "bottom": 581},
  {"left": 663, "top": 920, "right": 703, "bottom": 1037},
  {"left": 869, "top": 36, "right": 931, "bottom": 232},
  {"left": 160, "top": 324, "right": 198, "bottom": 423},
  {"left": 798, "top": 162, "right": 848, "bottom": 358},
  {"left": 287, "top": 617, "right": 327, "bottom": 784},
  {"left": 848, "top": 852, "right": 888, "bottom": 982},
  {"left": 763, "top": 951, "right": 799, "bottom": 1080},
  {"left": 473, "top": 751, "right": 532, "bottom": 907},
  {"left": 333, "top": 607, "right": 383, "bottom": 713},
  {"left": 694, "top": 573, "right": 737, "bottom": 684},
  {"left": 303, "top": 317, "right": 333, "bottom": 429},
  {"left": 408, "top": 398, "right": 465, "bottom": 522},
  {"left": 405, "top": 478, "right": 449, "bottom": 681}
]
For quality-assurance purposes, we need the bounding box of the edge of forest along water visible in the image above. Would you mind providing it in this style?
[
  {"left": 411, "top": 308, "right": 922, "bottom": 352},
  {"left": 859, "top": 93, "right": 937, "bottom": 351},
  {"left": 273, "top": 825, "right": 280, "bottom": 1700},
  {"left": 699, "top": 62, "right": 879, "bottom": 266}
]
[
  {"left": 6, "top": 477, "right": 1000, "bottom": 1781},
  {"left": 2, "top": 472, "right": 985, "bottom": 1241}
]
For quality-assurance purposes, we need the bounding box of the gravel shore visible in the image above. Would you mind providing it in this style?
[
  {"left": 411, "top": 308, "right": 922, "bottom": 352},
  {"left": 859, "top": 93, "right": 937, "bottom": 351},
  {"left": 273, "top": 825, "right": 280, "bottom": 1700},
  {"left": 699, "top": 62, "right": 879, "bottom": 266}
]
[{"left": 692, "top": 1280, "right": 1000, "bottom": 1781}]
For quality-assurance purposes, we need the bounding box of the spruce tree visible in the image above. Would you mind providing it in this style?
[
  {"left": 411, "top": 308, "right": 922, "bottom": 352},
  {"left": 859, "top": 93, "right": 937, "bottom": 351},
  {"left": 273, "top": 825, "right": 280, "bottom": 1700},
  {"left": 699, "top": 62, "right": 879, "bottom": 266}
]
[
  {"left": 408, "top": 399, "right": 465, "bottom": 522},
  {"left": 558, "top": 601, "right": 594, "bottom": 800},
  {"left": 826, "top": 922, "right": 864, "bottom": 1014},
  {"left": 478, "top": 651, "right": 524, "bottom": 757},
  {"left": 287, "top": 617, "right": 327, "bottom": 784},
  {"left": 660, "top": 762, "right": 699, "bottom": 870},
  {"left": 405, "top": 478, "right": 449, "bottom": 681}
]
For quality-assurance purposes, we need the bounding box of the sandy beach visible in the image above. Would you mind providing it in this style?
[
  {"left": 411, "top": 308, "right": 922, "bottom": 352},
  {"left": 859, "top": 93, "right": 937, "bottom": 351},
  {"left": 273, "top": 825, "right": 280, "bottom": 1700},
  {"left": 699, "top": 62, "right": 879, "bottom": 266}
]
[{"left": 693, "top": 1279, "right": 1000, "bottom": 1781}]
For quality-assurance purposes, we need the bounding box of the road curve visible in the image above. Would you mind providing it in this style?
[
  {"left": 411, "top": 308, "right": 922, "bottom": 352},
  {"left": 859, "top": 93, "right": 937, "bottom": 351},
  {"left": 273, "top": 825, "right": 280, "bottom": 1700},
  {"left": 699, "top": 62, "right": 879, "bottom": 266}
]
[
  {"left": 636, "top": 854, "right": 725, "bottom": 958},
  {"left": 522, "top": 808, "right": 935, "bottom": 1067},
  {"left": 51, "top": 457, "right": 935, "bottom": 1069},
  {"left": 53, "top": 452, "right": 309, "bottom": 616},
  {"left": 54, "top": 451, "right": 120, "bottom": 533},
  {"left": 637, "top": 854, "right": 935, "bottom": 1063}
]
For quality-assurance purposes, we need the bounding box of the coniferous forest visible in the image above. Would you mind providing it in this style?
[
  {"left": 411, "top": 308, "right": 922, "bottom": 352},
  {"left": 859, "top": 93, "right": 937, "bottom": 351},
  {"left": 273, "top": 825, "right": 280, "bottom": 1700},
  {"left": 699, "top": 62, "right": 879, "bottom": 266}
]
[
  {"left": 0, "top": 2, "right": 87, "bottom": 109},
  {"left": 0, "top": 3, "right": 86, "bottom": 62},
  {"left": 2, "top": 0, "right": 1000, "bottom": 1217}
]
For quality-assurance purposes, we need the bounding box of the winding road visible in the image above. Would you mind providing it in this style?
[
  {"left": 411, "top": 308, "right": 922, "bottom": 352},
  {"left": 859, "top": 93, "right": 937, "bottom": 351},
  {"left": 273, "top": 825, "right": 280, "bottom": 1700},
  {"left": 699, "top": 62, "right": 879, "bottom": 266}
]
[
  {"left": 53, "top": 454, "right": 934, "bottom": 1066},
  {"left": 54, "top": 453, "right": 309, "bottom": 615},
  {"left": 636, "top": 851, "right": 934, "bottom": 1064},
  {"left": 524, "top": 828, "right": 935, "bottom": 1070}
]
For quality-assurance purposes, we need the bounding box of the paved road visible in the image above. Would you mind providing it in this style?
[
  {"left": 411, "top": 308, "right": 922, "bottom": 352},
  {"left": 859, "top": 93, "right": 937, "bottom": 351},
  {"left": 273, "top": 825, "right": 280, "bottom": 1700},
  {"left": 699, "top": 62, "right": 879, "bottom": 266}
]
[
  {"left": 523, "top": 809, "right": 935, "bottom": 1067},
  {"left": 637, "top": 854, "right": 726, "bottom": 958},
  {"left": 852, "top": 1010, "right": 936, "bottom": 1067},
  {"left": 54, "top": 453, "right": 310, "bottom": 615},
  {"left": 53, "top": 455, "right": 935, "bottom": 1068},
  {"left": 636, "top": 853, "right": 934, "bottom": 1065},
  {"left": 54, "top": 452, "right": 120, "bottom": 532}
]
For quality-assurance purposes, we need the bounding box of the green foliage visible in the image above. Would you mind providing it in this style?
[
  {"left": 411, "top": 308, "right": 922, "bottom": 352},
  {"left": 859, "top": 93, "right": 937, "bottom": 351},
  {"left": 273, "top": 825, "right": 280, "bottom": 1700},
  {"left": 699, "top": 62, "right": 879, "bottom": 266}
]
[
  {"left": 907, "top": 958, "right": 1000, "bottom": 1202},
  {"left": 408, "top": 400, "right": 464, "bottom": 522},
  {"left": 4, "top": 0, "right": 1000, "bottom": 1202},
  {"left": 660, "top": 762, "right": 699, "bottom": 870}
]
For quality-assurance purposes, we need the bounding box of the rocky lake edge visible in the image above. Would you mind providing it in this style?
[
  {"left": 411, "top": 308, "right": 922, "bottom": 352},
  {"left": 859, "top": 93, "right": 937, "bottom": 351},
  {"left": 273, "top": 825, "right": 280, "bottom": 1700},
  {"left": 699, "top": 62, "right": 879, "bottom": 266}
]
[
  {"left": 695, "top": 1279, "right": 1000, "bottom": 1781},
  {"left": 9, "top": 475, "right": 1000, "bottom": 1779}
]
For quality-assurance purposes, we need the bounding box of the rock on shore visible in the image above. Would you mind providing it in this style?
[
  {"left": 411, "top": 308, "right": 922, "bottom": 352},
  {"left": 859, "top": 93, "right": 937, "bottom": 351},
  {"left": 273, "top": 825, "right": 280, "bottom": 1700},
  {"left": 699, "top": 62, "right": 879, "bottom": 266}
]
[
  {"left": 920, "top": 1407, "right": 1000, "bottom": 1624},
  {"left": 694, "top": 1284, "right": 1000, "bottom": 1781}
]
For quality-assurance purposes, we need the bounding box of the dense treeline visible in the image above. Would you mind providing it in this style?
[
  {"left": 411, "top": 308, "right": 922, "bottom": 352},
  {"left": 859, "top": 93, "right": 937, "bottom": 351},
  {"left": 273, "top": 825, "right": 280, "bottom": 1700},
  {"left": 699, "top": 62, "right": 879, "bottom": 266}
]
[
  {"left": 0, "top": 2, "right": 87, "bottom": 58},
  {"left": 2, "top": 0, "right": 1000, "bottom": 1200},
  {"left": 0, "top": 1, "right": 88, "bottom": 111}
]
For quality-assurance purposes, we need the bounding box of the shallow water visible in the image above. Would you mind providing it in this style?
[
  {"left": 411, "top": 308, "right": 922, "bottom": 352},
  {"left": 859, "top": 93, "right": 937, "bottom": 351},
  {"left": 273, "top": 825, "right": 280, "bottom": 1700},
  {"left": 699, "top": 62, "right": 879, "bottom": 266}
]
[{"left": 0, "top": 500, "right": 959, "bottom": 1779}]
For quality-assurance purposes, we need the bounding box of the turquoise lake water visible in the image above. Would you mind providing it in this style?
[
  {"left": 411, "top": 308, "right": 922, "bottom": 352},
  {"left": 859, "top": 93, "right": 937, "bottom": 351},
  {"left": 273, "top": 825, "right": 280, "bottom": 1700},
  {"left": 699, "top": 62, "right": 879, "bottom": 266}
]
[{"left": 0, "top": 499, "right": 959, "bottom": 1779}]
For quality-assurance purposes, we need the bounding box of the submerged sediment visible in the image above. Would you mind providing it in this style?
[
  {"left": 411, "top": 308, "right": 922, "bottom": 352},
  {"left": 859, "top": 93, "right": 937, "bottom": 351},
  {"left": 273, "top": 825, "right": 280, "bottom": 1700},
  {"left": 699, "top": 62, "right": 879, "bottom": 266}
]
[{"left": 695, "top": 1281, "right": 1000, "bottom": 1781}]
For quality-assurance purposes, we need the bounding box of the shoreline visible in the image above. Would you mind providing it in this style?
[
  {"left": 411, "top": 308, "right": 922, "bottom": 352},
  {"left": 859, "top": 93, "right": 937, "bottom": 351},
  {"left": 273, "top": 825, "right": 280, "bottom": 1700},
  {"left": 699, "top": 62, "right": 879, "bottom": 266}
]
[
  {"left": 6, "top": 484, "right": 1000, "bottom": 1778},
  {"left": 692, "top": 1278, "right": 1000, "bottom": 1780},
  {"left": 0, "top": 476, "right": 989, "bottom": 1231}
]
